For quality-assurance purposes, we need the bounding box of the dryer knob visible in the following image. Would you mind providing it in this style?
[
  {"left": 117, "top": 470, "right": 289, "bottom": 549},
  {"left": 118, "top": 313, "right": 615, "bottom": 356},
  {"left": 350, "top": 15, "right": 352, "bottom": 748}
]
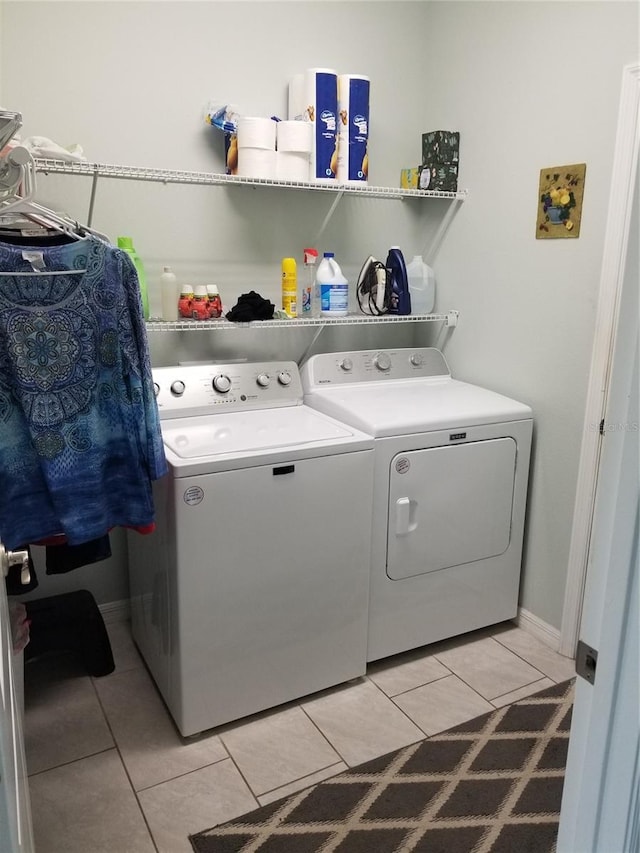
[
  {"left": 339, "top": 358, "right": 353, "bottom": 372},
  {"left": 373, "top": 352, "right": 392, "bottom": 372},
  {"left": 170, "top": 380, "right": 186, "bottom": 396},
  {"left": 153, "top": 382, "right": 160, "bottom": 397},
  {"left": 256, "top": 373, "right": 271, "bottom": 388},
  {"left": 410, "top": 353, "right": 424, "bottom": 367},
  {"left": 277, "top": 371, "right": 292, "bottom": 386},
  {"left": 212, "top": 374, "right": 232, "bottom": 393}
]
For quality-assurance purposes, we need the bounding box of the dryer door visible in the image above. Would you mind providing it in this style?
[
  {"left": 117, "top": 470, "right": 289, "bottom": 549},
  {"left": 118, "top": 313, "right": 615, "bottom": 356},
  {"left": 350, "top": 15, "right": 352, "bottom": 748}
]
[{"left": 387, "top": 438, "right": 517, "bottom": 579}]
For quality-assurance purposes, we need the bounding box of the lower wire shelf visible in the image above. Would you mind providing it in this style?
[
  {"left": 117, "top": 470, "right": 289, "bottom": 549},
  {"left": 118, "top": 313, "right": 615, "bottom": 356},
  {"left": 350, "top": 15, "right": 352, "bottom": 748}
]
[{"left": 145, "top": 311, "right": 459, "bottom": 331}]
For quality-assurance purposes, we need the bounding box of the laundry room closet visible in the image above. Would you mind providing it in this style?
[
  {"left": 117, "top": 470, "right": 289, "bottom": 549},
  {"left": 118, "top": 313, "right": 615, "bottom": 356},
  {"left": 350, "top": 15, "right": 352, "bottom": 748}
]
[{"left": 0, "top": 1, "right": 638, "bottom": 850}]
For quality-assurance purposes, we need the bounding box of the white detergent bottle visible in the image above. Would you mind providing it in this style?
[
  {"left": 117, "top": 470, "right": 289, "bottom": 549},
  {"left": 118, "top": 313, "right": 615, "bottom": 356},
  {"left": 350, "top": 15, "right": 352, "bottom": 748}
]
[
  {"left": 317, "top": 252, "right": 349, "bottom": 316},
  {"left": 406, "top": 255, "right": 435, "bottom": 315},
  {"left": 160, "top": 266, "right": 179, "bottom": 321}
]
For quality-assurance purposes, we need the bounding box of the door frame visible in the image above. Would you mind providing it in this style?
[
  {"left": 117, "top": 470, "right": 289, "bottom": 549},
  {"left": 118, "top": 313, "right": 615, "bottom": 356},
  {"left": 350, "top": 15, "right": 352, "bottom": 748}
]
[{"left": 559, "top": 61, "right": 640, "bottom": 657}]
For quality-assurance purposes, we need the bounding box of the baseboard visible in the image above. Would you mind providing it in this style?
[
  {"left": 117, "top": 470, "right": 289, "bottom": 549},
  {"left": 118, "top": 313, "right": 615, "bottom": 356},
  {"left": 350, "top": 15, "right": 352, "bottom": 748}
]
[
  {"left": 98, "top": 598, "right": 130, "bottom": 625},
  {"left": 516, "top": 607, "right": 563, "bottom": 653}
]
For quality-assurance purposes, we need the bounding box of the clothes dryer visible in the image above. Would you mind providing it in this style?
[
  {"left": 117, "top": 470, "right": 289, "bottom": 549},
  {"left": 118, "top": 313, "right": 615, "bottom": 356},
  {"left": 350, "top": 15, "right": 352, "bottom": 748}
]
[
  {"left": 128, "top": 361, "right": 374, "bottom": 736},
  {"left": 301, "top": 348, "right": 533, "bottom": 663}
]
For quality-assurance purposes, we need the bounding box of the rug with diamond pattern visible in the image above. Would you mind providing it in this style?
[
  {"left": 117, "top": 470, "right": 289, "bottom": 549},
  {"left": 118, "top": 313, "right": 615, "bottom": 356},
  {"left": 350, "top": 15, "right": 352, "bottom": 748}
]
[{"left": 190, "top": 679, "right": 574, "bottom": 853}]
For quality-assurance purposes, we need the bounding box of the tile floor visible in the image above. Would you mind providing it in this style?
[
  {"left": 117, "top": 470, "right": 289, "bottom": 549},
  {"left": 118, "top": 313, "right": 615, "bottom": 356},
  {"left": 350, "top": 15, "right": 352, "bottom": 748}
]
[{"left": 23, "top": 619, "right": 576, "bottom": 853}]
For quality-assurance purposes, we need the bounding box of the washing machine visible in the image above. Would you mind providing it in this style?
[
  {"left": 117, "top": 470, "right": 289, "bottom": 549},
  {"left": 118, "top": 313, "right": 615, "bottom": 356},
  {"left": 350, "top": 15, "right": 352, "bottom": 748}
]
[
  {"left": 127, "top": 360, "right": 374, "bottom": 737},
  {"left": 301, "top": 347, "right": 533, "bottom": 663}
]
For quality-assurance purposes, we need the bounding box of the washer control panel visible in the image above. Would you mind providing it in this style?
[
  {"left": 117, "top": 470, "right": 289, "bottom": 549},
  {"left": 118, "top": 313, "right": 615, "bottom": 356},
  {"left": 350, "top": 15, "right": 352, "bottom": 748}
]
[
  {"left": 153, "top": 361, "right": 303, "bottom": 418},
  {"left": 302, "top": 348, "right": 451, "bottom": 387}
]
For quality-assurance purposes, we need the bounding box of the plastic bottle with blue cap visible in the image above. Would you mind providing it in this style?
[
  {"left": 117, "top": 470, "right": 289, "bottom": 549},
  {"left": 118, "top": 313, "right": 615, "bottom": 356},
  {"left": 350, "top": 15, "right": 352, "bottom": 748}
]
[
  {"left": 386, "top": 246, "right": 411, "bottom": 315},
  {"left": 317, "top": 252, "right": 349, "bottom": 316}
]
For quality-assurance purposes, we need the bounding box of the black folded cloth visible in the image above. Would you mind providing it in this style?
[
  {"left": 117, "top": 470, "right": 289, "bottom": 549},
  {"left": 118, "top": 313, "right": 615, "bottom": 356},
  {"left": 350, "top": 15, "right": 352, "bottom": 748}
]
[
  {"left": 226, "top": 291, "right": 275, "bottom": 322},
  {"left": 46, "top": 534, "right": 112, "bottom": 574}
]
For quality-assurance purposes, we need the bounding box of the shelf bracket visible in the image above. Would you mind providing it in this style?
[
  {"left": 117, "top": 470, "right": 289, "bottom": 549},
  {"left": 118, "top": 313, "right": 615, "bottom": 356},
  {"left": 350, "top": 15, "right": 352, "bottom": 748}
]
[
  {"left": 314, "top": 190, "right": 344, "bottom": 245},
  {"left": 423, "top": 197, "right": 464, "bottom": 265},
  {"left": 445, "top": 310, "right": 459, "bottom": 327},
  {"left": 297, "top": 323, "right": 327, "bottom": 366},
  {"left": 87, "top": 166, "right": 100, "bottom": 227}
]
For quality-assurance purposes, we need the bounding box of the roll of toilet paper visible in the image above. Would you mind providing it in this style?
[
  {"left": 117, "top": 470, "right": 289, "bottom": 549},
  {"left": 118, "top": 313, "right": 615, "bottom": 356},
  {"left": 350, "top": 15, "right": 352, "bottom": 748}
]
[
  {"left": 303, "top": 68, "right": 338, "bottom": 182},
  {"left": 276, "top": 150, "right": 311, "bottom": 182},
  {"left": 276, "top": 120, "right": 312, "bottom": 153},
  {"left": 337, "top": 74, "right": 370, "bottom": 184},
  {"left": 237, "top": 116, "right": 276, "bottom": 150},
  {"left": 237, "top": 148, "right": 277, "bottom": 179}
]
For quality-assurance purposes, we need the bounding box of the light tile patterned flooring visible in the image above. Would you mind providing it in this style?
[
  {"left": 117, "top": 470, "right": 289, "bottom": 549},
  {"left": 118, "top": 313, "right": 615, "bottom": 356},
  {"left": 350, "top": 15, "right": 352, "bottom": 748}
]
[{"left": 23, "top": 619, "right": 575, "bottom": 853}]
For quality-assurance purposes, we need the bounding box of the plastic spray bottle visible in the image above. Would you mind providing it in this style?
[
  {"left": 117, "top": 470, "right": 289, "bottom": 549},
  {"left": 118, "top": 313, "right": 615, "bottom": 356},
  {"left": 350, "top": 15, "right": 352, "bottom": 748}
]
[
  {"left": 117, "top": 236, "right": 149, "bottom": 320},
  {"left": 303, "top": 248, "right": 319, "bottom": 317}
]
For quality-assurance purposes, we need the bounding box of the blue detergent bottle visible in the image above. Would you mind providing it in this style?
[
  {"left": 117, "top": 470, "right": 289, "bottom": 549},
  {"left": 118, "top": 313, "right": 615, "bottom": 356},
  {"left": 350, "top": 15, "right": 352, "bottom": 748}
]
[{"left": 386, "top": 246, "right": 411, "bottom": 315}]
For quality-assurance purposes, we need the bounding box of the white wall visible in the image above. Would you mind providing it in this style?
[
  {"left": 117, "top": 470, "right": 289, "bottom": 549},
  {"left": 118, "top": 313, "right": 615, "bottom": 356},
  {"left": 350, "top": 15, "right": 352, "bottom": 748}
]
[
  {"left": 418, "top": 0, "right": 638, "bottom": 628},
  {"left": 0, "top": 1, "right": 637, "bottom": 630}
]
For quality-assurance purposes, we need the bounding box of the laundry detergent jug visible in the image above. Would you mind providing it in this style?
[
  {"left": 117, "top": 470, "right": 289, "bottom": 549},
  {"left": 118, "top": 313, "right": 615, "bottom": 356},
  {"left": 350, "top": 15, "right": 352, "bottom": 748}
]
[
  {"left": 317, "top": 252, "right": 349, "bottom": 316},
  {"left": 386, "top": 246, "right": 411, "bottom": 315},
  {"left": 406, "top": 255, "right": 435, "bottom": 315}
]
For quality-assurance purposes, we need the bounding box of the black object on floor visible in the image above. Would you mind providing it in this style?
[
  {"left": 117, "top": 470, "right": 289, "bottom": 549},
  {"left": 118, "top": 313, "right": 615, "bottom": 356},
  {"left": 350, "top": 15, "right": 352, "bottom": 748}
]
[{"left": 24, "top": 590, "right": 115, "bottom": 677}]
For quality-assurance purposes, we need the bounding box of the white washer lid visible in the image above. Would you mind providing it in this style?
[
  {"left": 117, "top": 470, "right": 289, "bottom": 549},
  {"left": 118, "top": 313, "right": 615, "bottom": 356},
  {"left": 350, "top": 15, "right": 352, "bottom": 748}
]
[
  {"left": 163, "top": 405, "right": 353, "bottom": 458},
  {"left": 161, "top": 404, "right": 374, "bottom": 475},
  {"left": 305, "top": 377, "right": 532, "bottom": 437}
]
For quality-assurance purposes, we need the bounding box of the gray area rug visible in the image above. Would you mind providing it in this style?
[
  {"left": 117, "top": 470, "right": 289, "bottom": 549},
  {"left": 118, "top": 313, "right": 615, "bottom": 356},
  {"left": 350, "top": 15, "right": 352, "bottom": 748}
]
[{"left": 190, "top": 679, "right": 574, "bottom": 853}]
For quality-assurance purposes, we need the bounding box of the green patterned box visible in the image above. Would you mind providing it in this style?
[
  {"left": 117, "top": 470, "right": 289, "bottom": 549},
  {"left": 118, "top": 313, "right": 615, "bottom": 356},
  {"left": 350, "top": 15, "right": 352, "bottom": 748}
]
[
  {"left": 418, "top": 163, "right": 458, "bottom": 192},
  {"left": 421, "top": 130, "right": 460, "bottom": 165}
]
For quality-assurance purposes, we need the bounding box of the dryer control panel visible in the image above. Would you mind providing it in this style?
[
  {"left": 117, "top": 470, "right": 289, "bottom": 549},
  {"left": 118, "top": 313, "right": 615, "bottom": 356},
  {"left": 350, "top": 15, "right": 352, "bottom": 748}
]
[
  {"left": 153, "top": 361, "right": 303, "bottom": 418},
  {"left": 301, "top": 348, "right": 451, "bottom": 387}
]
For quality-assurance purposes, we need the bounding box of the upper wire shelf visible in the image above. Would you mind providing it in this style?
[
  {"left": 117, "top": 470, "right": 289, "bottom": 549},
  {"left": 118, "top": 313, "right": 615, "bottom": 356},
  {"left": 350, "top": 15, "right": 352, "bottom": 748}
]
[
  {"left": 146, "top": 312, "right": 459, "bottom": 331},
  {"left": 34, "top": 159, "right": 468, "bottom": 201}
]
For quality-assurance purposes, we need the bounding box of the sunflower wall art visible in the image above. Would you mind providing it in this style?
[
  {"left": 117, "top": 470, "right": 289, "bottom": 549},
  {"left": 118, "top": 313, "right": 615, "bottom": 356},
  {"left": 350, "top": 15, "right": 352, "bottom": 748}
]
[{"left": 536, "top": 163, "right": 586, "bottom": 239}]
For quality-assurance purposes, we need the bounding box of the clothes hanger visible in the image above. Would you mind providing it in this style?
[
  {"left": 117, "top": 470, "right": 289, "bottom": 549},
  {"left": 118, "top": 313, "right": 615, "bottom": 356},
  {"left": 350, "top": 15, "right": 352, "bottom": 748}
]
[
  {"left": 0, "top": 111, "right": 109, "bottom": 243},
  {"left": 0, "top": 146, "right": 87, "bottom": 240}
]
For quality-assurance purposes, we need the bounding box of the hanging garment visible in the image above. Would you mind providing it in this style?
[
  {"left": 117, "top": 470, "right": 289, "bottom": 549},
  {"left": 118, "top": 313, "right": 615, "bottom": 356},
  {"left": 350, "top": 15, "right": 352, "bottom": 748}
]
[{"left": 0, "top": 235, "right": 167, "bottom": 550}]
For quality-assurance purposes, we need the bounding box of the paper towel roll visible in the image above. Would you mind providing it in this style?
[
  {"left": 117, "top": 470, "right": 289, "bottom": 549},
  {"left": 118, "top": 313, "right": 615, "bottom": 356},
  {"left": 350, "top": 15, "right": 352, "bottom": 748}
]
[
  {"left": 237, "top": 116, "right": 276, "bottom": 150},
  {"left": 276, "top": 151, "right": 311, "bottom": 182},
  {"left": 337, "top": 74, "right": 370, "bottom": 184},
  {"left": 237, "top": 148, "right": 277, "bottom": 179},
  {"left": 303, "top": 68, "right": 338, "bottom": 182},
  {"left": 276, "top": 120, "right": 312, "bottom": 153}
]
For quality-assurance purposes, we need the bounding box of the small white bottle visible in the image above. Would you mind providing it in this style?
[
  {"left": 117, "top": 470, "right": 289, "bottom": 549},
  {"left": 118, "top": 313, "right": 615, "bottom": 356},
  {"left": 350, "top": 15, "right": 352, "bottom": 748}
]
[
  {"left": 406, "top": 255, "right": 435, "bottom": 315},
  {"left": 160, "top": 266, "right": 179, "bottom": 321}
]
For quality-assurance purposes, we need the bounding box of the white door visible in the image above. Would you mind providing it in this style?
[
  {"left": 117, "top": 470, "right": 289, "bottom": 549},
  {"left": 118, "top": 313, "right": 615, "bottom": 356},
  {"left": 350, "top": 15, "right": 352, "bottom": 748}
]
[
  {"left": 387, "top": 438, "right": 516, "bottom": 579},
  {"left": 0, "top": 542, "right": 35, "bottom": 853},
  {"left": 556, "top": 127, "right": 639, "bottom": 850}
]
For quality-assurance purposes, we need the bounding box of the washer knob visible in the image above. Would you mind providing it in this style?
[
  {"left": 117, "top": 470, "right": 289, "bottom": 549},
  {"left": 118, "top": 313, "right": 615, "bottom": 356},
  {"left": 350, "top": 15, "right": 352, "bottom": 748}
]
[
  {"left": 339, "top": 358, "right": 353, "bottom": 372},
  {"left": 170, "top": 380, "right": 186, "bottom": 396},
  {"left": 277, "top": 370, "right": 292, "bottom": 386},
  {"left": 153, "top": 382, "right": 160, "bottom": 397},
  {"left": 256, "top": 373, "right": 271, "bottom": 388},
  {"left": 410, "top": 353, "right": 424, "bottom": 367},
  {"left": 373, "top": 352, "right": 392, "bottom": 372},
  {"left": 212, "top": 374, "right": 232, "bottom": 393}
]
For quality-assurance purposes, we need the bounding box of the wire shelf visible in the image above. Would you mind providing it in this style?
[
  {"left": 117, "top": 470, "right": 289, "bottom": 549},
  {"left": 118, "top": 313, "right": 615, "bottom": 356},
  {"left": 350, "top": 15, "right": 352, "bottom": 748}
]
[
  {"left": 145, "top": 312, "right": 459, "bottom": 331},
  {"left": 34, "top": 159, "right": 468, "bottom": 201}
]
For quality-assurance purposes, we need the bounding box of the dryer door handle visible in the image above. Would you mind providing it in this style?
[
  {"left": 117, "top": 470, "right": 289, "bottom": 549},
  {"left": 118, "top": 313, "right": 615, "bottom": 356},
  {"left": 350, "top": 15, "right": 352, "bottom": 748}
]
[{"left": 396, "top": 497, "right": 411, "bottom": 535}]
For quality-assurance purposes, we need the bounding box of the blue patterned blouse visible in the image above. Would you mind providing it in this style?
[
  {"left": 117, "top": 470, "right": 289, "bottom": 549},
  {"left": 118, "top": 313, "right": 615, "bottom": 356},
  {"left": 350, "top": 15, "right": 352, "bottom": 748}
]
[{"left": 0, "top": 236, "right": 167, "bottom": 549}]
